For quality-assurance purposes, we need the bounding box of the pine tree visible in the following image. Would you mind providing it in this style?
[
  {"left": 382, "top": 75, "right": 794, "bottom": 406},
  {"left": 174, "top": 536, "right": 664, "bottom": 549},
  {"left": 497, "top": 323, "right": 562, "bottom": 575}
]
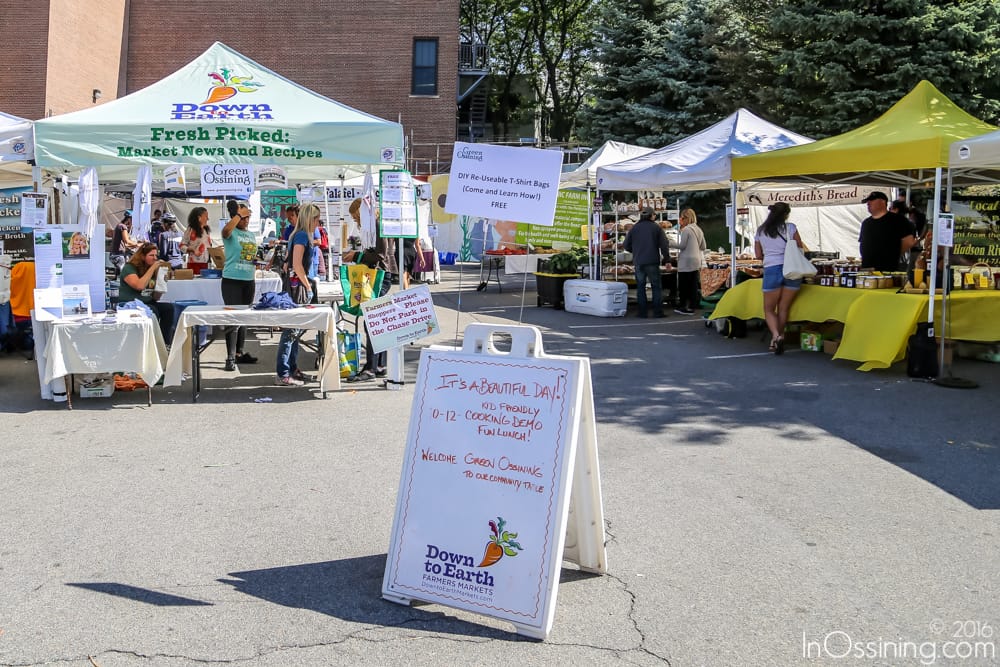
[
  {"left": 760, "top": 0, "right": 1000, "bottom": 138},
  {"left": 579, "top": 0, "right": 771, "bottom": 147},
  {"left": 577, "top": 0, "right": 677, "bottom": 147}
]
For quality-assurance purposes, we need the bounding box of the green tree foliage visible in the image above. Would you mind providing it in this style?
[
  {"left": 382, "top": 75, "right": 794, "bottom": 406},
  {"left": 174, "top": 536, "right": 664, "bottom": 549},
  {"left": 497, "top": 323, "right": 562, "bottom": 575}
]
[
  {"left": 577, "top": 0, "right": 676, "bottom": 146},
  {"left": 462, "top": 0, "right": 535, "bottom": 139},
  {"left": 579, "top": 0, "right": 771, "bottom": 147},
  {"left": 526, "top": 0, "right": 602, "bottom": 142},
  {"left": 761, "top": 0, "right": 1000, "bottom": 137}
]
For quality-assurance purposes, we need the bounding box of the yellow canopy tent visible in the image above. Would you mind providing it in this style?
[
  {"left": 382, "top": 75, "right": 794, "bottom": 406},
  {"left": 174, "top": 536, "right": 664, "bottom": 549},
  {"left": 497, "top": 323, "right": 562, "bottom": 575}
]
[
  {"left": 731, "top": 80, "right": 997, "bottom": 185},
  {"left": 731, "top": 80, "right": 1000, "bottom": 370}
]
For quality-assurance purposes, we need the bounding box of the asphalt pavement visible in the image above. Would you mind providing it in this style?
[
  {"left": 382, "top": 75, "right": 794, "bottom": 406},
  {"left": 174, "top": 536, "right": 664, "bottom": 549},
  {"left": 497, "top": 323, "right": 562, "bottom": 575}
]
[{"left": 1, "top": 264, "right": 998, "bottom": 666}]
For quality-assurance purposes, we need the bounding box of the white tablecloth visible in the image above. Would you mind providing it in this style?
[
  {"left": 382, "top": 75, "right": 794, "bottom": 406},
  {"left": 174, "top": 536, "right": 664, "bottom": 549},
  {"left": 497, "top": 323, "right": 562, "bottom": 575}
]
[
  {"left": 163, "top": 305, "right": 341, "bottom": 393},
  {"left": 504, "top": 254, "right": 541, "bottom": 275},
  {"left": 41, "top": 313, "right": 167, "bottom": 387},
  {"left": 161, "top": 273, "right": 283, "bottom": 306}
]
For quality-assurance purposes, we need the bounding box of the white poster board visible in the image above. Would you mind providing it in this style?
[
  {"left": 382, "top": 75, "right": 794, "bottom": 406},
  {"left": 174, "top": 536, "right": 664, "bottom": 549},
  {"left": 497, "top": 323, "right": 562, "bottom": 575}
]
[
  {"left": 360, "top": 285, "right": 439, "bottom": 353},
  {"left": 200, "top": 164, "right": 254, "bottom": 197},
  {"left": 445, "top": 142, "right": 563, "bottom": 226},
  {"left": 382, "top": 324, "right": 606, "bottom": 639},
  {"left": 379, "top": 169, "right": 419, "bottom": 238}
]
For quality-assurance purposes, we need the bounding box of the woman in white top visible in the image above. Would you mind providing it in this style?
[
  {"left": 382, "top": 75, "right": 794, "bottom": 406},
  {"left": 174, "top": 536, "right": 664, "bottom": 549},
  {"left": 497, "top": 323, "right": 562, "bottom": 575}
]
[
  {"left": 754, "top": 202, "right": 805, "bottom": 355},
  {"left": 671, "top": 208, "right": 707, "bottom": 314}
]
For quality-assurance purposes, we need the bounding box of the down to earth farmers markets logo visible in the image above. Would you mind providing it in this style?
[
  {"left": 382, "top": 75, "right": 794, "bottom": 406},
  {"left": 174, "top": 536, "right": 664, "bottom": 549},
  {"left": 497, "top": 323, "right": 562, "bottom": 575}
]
[
  {"left": 479, "top": 516, "right": 523, "bottom": 567},
  {"left": 421, "top": 517, "right": 524, "bottom": 596},
  {"left": 170, "top": 68, "right": 272, "bottom": 120}
]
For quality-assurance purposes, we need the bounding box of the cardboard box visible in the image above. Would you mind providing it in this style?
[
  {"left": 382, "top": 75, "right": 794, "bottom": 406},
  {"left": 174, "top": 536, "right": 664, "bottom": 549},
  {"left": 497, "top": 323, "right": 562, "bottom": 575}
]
[
  {"left": 823, "top": 339, "right": 841, "bottom": 355},
  {"left": 171, "top": 269, "right": 194, "bottom": 280},
  {"left": 78, "top": 380, "right": 114, "bottom": 398},
  {"left": 801, "top": 331, "right": 823, "bottom": 351}
]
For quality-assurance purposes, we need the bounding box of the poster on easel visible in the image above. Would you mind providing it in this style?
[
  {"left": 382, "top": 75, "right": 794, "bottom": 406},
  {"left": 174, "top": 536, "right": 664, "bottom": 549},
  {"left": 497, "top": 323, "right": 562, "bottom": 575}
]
[
  {"left": 379, "top": 169, "right": 418, "bottom": 238},
  {"left": 382, "top": 324, "right": 606, "bottom": 639}
]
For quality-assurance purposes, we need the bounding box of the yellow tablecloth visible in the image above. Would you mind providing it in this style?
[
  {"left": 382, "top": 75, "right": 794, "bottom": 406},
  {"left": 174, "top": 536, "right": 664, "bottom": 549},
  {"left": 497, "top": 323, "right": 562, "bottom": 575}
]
[{"left": 711, "top": 279, "right": 1000, "bottom": 371}]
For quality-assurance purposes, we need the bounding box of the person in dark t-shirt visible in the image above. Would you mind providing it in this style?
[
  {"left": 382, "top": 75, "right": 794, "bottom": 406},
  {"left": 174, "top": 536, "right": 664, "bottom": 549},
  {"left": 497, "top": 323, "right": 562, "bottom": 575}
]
[{"left": 858, "top": 191, "right": 916, "bottom": 271}]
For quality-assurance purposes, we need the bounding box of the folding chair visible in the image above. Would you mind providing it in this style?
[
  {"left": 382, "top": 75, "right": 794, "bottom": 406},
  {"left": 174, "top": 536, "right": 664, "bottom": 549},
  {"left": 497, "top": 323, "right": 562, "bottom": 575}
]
[{"left": 337, "top": 264, "right": 385, "bottom": 379}]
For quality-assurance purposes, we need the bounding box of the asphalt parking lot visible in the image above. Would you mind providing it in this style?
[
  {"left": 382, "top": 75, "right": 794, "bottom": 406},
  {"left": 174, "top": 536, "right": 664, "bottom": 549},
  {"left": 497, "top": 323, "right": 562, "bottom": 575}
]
[{"left": 1, "top": 264, "right": 997, "bottom": 666}]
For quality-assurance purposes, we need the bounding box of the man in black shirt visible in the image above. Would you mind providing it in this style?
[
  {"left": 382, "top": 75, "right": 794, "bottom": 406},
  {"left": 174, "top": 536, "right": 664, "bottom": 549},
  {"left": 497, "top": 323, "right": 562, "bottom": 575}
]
[
  {"left": 624, "top": 207, "right": 670, "bottom": 318},
  {"left": 858, "top": 191, "right": 916, "bottom": 271}
]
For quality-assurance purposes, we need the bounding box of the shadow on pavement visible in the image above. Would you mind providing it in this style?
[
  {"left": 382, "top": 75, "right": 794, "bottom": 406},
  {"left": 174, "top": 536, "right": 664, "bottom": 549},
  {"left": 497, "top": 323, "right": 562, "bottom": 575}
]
[{"left": 67, "top": 582, "right": 213, "bottom": 606}]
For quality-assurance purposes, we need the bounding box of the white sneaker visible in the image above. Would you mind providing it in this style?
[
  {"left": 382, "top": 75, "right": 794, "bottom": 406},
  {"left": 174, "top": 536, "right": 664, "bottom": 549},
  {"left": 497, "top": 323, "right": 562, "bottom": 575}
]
[{"left": 274, "top": 375, "right": 304, "bottom": 386}]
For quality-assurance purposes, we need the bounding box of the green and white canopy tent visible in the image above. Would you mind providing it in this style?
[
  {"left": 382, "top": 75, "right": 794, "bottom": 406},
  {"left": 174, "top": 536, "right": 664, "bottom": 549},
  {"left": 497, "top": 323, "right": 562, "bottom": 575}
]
[{"left": 33, "top": 41, "right": 404, "bottom": 184}]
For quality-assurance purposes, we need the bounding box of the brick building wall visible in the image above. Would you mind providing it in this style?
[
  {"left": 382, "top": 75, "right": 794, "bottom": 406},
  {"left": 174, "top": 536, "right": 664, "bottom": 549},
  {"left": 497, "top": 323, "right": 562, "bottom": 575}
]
[
  {"left": 45, "top": 0, "right": 128, "bottom": 116},
  {"left": 124, "top": 0, "right": 459, "bottom": 174},
  {"left": 0, "top": 1, "right": 53, "bottom": 119}
]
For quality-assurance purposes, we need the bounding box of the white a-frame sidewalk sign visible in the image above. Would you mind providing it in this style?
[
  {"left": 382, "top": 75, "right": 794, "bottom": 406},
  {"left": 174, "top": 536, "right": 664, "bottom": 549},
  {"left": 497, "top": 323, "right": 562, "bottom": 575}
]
[{"left": 382, "top": 324, "right": 606, "bottom": 639}]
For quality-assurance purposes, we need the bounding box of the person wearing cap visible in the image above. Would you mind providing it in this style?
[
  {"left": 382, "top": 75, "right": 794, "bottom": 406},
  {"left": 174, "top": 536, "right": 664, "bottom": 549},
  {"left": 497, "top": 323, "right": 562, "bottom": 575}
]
[
  {"left": 624, "top": 206, "right": 670, "bottom": 318},
  {"left": 109, "top": 210, "right": 139, "bottom": 275},
  {"left": 156, "top": 213, "right": 184, "bottom": 270},
  {"left": 859, "top": 191, "right": 916, "bottom": 271}
]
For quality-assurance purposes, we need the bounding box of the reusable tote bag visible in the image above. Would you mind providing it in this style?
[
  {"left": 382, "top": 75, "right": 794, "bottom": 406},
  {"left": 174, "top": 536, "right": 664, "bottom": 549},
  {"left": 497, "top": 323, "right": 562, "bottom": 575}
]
[{"left": 782, "top": 235, "right": 817, "bottom": 280}]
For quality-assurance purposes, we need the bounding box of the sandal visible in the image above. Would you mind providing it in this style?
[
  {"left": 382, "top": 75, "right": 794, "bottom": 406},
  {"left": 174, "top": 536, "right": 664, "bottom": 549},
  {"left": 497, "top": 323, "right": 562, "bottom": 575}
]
[
  {"left": 346, "top": 370, "right": 376, "bottom": 383},
  {"left": 769, "top": 338, "right": 778, "bottom": 352},
  {"left": 774, "top": 336, "right": 785, "bottom": 356}
]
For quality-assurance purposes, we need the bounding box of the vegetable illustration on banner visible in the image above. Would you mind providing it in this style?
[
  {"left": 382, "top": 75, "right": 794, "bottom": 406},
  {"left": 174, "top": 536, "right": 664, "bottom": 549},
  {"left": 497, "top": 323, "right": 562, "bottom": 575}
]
[{"left": 202, "top": 68, "right": 263, "bottom": 106}]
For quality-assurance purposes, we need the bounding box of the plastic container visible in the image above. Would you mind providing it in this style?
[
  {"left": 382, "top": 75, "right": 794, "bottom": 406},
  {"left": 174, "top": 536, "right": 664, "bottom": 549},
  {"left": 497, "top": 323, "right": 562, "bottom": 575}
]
[
  {"left": 563, "top": 279, "right": 627, "bottom": 317},
  {"left": 438, "top": 251, "right": 457, "bottom": 265}
]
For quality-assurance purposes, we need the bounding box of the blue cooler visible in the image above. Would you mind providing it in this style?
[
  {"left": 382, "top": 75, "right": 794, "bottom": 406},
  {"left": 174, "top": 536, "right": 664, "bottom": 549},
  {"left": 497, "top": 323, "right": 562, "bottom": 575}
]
[{"left": 172, "top": 299, "right": 209, "bottom": 346}]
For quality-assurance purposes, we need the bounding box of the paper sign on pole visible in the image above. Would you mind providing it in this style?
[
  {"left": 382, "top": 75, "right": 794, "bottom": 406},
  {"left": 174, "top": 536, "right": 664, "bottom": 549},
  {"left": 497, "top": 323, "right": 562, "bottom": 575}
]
[
  {"left": 379, "top": 169, "right": 419, "bottom": 238},
  {"left": 360, "top": 285, "right": 439, "bottom": 353},
  {"left": 200, "top": 164, "right": 253, "bottom": 198},
  {"left": 937, "top": 213, "right": 955, "bottom": 247},
  {"left": 445, "top": 142, "right": 563, "bottom": 226},
  {"left": 382, "top": 324, "right": 606, "bottom": 639},
  {"left": 20, "top": 192, "right": 49, "bottom": 228}
]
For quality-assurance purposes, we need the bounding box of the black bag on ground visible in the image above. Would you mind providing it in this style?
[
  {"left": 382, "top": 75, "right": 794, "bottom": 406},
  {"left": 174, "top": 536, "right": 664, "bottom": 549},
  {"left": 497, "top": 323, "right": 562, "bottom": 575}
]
[
  {"left": 718, "top": 316, "right": 747, "bottom": 339},
  {"left": 906, "top": 322, "right": 938, "bottom": 378}
]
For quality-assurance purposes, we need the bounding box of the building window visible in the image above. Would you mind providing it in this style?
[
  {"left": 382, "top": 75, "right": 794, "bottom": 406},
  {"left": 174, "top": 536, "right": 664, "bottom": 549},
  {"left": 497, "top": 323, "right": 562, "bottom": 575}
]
[{"left": 412, "top": 38, "right": 438, "bottom": 96}]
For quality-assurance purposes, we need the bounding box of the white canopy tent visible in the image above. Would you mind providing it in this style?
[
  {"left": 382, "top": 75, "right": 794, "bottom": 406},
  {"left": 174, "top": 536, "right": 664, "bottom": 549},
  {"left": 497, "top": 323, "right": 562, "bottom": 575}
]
[
  {"left": 0, "top": 111, "right": 35, "bottom": 187},
  {"left": 595, "top": 108, "right": 812, "bottom": 192},
  {"left": 560, "top": 140, "right": 656, "bottom": 189},
  {"left": 949, "top": 130, "right": 1000, "bottom": 183},
  {"left": 33, "top": 41, "right": 404, "bottom": 185}
]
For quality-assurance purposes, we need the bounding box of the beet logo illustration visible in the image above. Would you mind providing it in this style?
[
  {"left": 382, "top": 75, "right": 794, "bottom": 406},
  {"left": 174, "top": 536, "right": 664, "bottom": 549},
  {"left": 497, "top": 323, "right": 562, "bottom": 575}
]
[
  {"left": 477, "top": 516, "right": 523, "bottom": 568},
  {"left": 202, "top": 68, "right": 263, "bottom": 105}
]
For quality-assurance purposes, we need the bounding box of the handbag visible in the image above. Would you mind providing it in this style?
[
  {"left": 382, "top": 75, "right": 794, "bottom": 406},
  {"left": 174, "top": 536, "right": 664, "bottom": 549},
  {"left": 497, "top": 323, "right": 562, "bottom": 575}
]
[
  {"left": 781, "top": 232, "right": 817, "bottom": 279},
  {"left": 288, "top": 278, "right": 311, "bottom": 305}
]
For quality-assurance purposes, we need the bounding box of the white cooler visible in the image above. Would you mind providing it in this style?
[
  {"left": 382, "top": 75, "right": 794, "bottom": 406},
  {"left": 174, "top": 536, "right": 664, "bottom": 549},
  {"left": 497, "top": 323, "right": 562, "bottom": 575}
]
[{"left": 563, "top": 279, "right": 627, "bottom": 317}]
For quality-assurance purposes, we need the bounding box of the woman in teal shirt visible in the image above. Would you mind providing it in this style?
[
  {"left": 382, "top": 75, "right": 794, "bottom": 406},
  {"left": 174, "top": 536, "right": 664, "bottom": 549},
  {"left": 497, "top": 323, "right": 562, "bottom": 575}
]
[{"left": 221, "top": 200, "right": 259, "bottom": 371}]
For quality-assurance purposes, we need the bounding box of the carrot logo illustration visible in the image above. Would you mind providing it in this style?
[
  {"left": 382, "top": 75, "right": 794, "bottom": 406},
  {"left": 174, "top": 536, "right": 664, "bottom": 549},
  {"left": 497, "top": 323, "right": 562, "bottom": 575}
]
[
  {"left": 202, "top": 68, "right": 263, "bottom": 105},
  {"left": 477, "top": 516, "right": 523, "bottom": 568}
]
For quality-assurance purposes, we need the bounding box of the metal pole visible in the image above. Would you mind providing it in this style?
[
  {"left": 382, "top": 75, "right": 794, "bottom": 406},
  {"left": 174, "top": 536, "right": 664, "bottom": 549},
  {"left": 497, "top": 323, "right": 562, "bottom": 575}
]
[{"left": 928, "top": 168, "right": 942, "bottom": 326}]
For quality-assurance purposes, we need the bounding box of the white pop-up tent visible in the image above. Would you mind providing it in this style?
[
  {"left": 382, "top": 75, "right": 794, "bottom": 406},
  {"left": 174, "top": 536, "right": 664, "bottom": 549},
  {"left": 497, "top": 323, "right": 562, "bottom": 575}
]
[
  {"left": 595, "top": 108, "right": 812, "bottom": 192},
  {"left": 0, "top": 111, "right": 35, "bottom": 186},
  {"left": 949, "top": 129, "right": 1000, "bottom": 183},
  {"left": 560, "top": 140, "right": 656, "bottom": 189},
  {"left": 33, "top": 41, "right": 404, "bottom": 183}
]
